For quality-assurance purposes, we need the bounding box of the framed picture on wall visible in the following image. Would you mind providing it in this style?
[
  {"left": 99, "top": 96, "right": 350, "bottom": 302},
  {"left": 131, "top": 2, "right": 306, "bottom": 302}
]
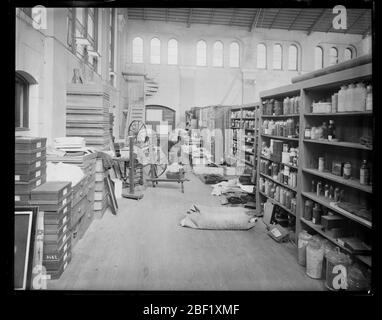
[{"left": 14, "top": 206, "right": 38, "bottom": 290}]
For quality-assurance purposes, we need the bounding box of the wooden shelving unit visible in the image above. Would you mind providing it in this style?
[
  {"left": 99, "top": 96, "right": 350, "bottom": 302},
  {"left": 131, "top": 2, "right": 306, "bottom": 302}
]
[
  {"left": 258, "top": 62, "right": 373, "bottom": 271},
  {"left": 229, "top": 103, "right": 261, "bottom": 187}
]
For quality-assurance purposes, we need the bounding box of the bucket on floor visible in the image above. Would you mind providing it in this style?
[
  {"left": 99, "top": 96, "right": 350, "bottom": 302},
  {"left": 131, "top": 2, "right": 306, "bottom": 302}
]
[
  {"left": 297, "top": 230, "right": 312, "bottom": 266},
  {"left": 325, "top": 247, "right": 351, "bottom": 291},
  {"left": 306, "top": 235, "right": 324, "bottom": 279}
]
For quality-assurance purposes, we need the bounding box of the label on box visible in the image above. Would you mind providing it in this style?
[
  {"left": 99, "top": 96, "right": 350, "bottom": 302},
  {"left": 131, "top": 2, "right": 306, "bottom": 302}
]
[
  {"left": 36, "top": 152, "right": 41, "bottom": 157},
  {"left": 15, "top": 175, "right": 20, "bottom": 181},
  {"left": 35, "top": 161, "right": 41, "bottom": 168},
  {"left": 63, "top": 215, "right": 67, "bottom": 225},
  {"left": 63, "top": 252, "right": 68, "bottom": 261},
  {"left": 64, "top": 261, "right": 68, "bottom": 270},
  {"left": 35, "top": 170, "right": 41, "bottom": 178},
  {"left": 62, "top": 233, "right": 67, "bottom": 243},
  {"left": 63, "top": 188, "right": 67, "bottom": 196},
  {"left": 63, "top": 225, "right": 67, "bottom": 233},
  {"left": 15, "top": 195, "right": 20, "bottom": 201},
  {"left": 63, "top": 206, "right": 67, "bottom": 214},
  {"left": 63, "top": 242, "right": 68, "bottom": 253},
  {"left": 63, "top": 198, "right": 67, "bottom": 206},
  {"left": 36, "top": 179, "right": 41, "bottom": 187},
  {"left": 271, "top": 228, "right": 282, "bottom": 237},
  {"left": 37, "top": 142, "right": 41, "bottom": 148}
]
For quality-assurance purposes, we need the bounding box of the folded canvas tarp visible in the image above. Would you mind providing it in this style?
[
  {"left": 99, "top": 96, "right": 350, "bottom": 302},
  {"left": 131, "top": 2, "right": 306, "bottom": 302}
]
[{"left": 180, "top": 204, "right": 257, "bottom": 230}]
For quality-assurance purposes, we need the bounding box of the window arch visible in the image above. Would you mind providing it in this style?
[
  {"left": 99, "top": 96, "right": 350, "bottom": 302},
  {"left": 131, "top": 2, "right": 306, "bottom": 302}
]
[
  {"left": 329, "top": 47, "right": 338, "bottom": 66},
  {"left": 314, "top": 46, "right": 323, "bottom": 70},
  {"left": 168, "top": 39, "right": 178, "bottom": 65},
  {"left": 257, "top": 43, "right": 267, "bottom": 69},
  {"left": 229, "top": 42, "right": 240, "bottom": 67},
  {"left": 288, "top": 44, "right": 298, "bottom": 71},
  {"left": 344, "top": 47, "right": 353, "bottom": 61},
  {"left": 150, "top": 37, "right": 161, "bottom": 64},
  {"left": 132, "top": 37, "right": 143, "bottom": 63},
  {"left": 196, "top": 40, "right": 207, "bottom": 66},
  {"left": 213, "top": 41, "right": 223, "bottom": 67},
  {"left": 273, "top": 44, "right": 282, "bottom": 70}
]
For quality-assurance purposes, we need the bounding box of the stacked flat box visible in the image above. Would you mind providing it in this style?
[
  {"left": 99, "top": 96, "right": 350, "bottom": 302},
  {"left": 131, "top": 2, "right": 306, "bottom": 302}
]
[
  {"left": 94, "top": 158, "right": 108, "bottom": 219},
  {"left": 66, "top": 83, "right": 111, "bottom": 150},
  {"left": 30, "top": 181, "right": 72, "bottom": 280},
  {"left": 15, "top": 137, "right": 47, "bottom": 206},
  {"left": 47, "top": 153, "right": 96, "bottom": 249}
]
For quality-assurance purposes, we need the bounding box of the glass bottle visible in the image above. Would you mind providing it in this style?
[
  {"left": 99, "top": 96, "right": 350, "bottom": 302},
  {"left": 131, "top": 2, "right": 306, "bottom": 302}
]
[
  {"left": 337, "top": 85, "right": 347, "bottom": 112},
  {"left": 316, "top": 181, "right": 322, "bottom": 197},
  {"left": 354, "top": 82, "right": 366, "bottom": 111},
  {"left": 329, "top": 185, "right": 334, "bottom": 199},
  {"left": 360, "top": 160, "right": 370, "bottom": 185},
  {"left": 324, "top": 184, "right": 329, "bottom": 198},
  {"left": 322, "top": 122, "right": 328, "bottom": 140},
  {"left": 366, "top": 85, "right": 373, "bottom": 111},
  {"left": 328, "top": 120, "right": 336, "bottom": 141},
  {"left": 311, "top": 180, "right": 316, "bottom": 193},
  {"left": 346, "top": 83, "right": 356, "bottom": 112},
  {"left": 312, "top": 203, "right": 322, "bottom": 224}
]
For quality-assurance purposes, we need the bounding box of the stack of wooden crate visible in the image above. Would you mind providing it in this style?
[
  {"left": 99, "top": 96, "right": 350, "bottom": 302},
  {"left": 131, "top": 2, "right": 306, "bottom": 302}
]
[
  {"left": 30, "top": 181, "right": 72, "bottom": 280},
  {"left": 66, "top": 83, "right": 111, "bottom": 150},
  {"left": 94, "top": 158, "right": 108, "bottom": 219},
  {"left": 15, "top": 137, "right": 47, "bottom": 206},
  {"left": 46, "top": 152, "right": 97, "bottom": 249}
]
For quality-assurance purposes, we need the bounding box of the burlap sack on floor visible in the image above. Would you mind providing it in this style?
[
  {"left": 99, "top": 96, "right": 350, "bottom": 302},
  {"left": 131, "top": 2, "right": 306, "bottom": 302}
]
[{"left": 180, "top": 204, "right": 257, "bottom": 230}]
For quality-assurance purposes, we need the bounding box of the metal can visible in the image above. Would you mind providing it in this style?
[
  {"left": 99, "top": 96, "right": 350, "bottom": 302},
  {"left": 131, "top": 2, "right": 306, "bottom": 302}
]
[
  {"left": 343, "top": 162, "right": 351, "bottom": 179},
  {"left": 318, "top": 157, "right": 325, "bottom": 172}
]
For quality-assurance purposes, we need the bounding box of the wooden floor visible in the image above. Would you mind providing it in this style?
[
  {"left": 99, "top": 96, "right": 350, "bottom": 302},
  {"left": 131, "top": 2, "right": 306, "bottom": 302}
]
[{"left": 48, "top": 172, "right": 325, "bottom": 291}]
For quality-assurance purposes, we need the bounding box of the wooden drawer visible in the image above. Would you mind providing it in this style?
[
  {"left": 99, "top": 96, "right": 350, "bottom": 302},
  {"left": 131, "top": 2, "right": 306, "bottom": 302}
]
[
  {"left": 15, "top": 175, "right": 46, "bottom": 194},
  {"left": 43, "top": 227, "right": 70, "bottom": 248},
  {"left": 31, "top": 181, "right": 72, "bottom": 202},
  {"left": 15, "top": 148, "right": 46, "bottom": 164},
  {"left": 44, "top": 218, "right": 70, "bottom": 242},
  {"left": 43, "top": 247, "right": 72, "bottom": 271},
  {"left": 43, "top": 235, "right": 71, "bottom": 259},
  {"left": 44, "top": 201, "right": 71, "bottom": 226},
  {"left": 45, "top": 253, "right": 71, "bottom": 280},
  {"left": 15, "top": 159, "right": 47, "bottom": 175},
  {"left": 71, "top": 196, "right": 88, "bottom": 227},
  {"left": 15, "top": 136, "right": 47, "bottom": 152},
  {"left": 71, "top": 177, "right": 87, "bottom": 208},
  {"left": 15, "top": 166, "right": 46, "bottom": 183},
  {"left": 30, "top": 193, "right": 72, "bottom": 212}
]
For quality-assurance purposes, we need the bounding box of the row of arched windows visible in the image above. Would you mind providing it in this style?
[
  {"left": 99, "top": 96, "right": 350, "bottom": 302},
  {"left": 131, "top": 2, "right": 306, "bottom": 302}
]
[
  {"left": 314, "top": 46, "right": 354, "bottom": 70},
  {"left": 256, "top": 43, "right": 299, "bottom": 71},
  {"left": 132, "top": 37, "right": 241, "bottom": 67}
]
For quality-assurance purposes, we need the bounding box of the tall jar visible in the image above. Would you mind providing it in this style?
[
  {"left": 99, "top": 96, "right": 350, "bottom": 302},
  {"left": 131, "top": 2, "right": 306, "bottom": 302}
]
[
  {"left": 298, "top": 230, "right": 312, "bottom": 266},
  {"left": 304, "top": 200, "right": 313, "bottom": 220},
  {"left": 306, "top": 236, "right": 324, "bottom": 279},
  {"left": 337, "top": 85, "right": 347, "bottom": 112},
  {"left": 354, "top": 82, "right": 366, "bottom": 111},
  {"left": 331, "top": 93, "right": 338, "bottom": 113},
  {"left": 345, "top": 83, "right": 356, "bottom": 112},
  {"left": 322, "top": 240, "right": 336, "bottom": 280},
  {"left": 366, "top": 84, "right": 373, "bottom": 111},
  {"left": 325, "top": 248, "right": 351, "bottom": 291}
]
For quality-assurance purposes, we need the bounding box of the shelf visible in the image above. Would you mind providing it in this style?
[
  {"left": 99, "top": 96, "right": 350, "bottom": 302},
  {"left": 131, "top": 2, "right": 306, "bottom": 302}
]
[
  {"left": 242, "top": 117, "right": 256, "bottom": 120},
  {"left": 245, "top": 161, "right": 253, "bottom": 167},
  {"left": 244, "top": 128, "right": 257, "bottom": 131},
  {"left": 261, "top": 114, "right": 300, "bottom": 118},
  {"left": 260, "top": 155, "right": 299, "bottom": 170},
  {"left": 303, "top": 139, "right": 372, "bottom": 151},
  {"left": 245, "top": 151, "right": 255, "bottom": 155},
  {"left": 300, "top": 217, "right": 371, "bottom": 267},
  {"left": 259, "top": 173, "right": 297, "bottom": 193},
  {"left": 301, "top": 192, "right": 372, "bottom": 228},
  {"left": 230, "top": 117, "right": 241, "bottom": 120},
  {"left": 304, "top": 111, "right": 372, "bottom": 117},
  {"left": 261, "top": 134, "right": 299, "bottom": 141},
  {"left": 302, "top": 168, "right": 372, "bottom": 194},
  {"left": 259, "top": 191, "right": 296, "bottom": 216}
]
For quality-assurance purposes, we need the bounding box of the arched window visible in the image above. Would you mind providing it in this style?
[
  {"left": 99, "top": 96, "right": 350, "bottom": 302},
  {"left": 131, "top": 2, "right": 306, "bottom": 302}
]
[
  {"left": 150, "top": 37, "right": 161, "bottom": 64},
  {"left": 132, "top": 37, "right": 143, "bottom": 63},
  {"left": 273, "top": 44, "right": 282, "bottom": 70},
  {"left": 257, "top": 43, "right": 267, "bottom": 69},
  {"left": 168, "top": 39, "right": 178, "bottom": 65},
  {"left": 15, "top": 73, "right": 30, "bottom": 129},
  {"left": 288, "top": 44, "right": 298, "bottom": 71},
  {"left": 344, "top": 47, "right": 353, "bottom": 61},
  {"left": 196, "top": 40, "right": 207, "bottom": 66},
  {"left": 213, "top": 41, "right": 223, "bottom": 67},
  {"left": 229, "top": 42, "right": 240, "bottom": 67},
  {"left": 314, "top": 46, "right": 323, "bottom": 70},
  {"left": 329, "top": 47, "right": 338, "bottom": 66}
]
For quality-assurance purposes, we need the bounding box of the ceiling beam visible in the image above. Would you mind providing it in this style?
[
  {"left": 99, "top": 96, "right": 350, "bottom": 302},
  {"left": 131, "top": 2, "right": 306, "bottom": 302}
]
[
  {"left": 345, "top": 9, "right": 368, "bottom": 34},
  {"left": 143, "top": 8, "right": 146, "bottom": 20},
  {"left": 288, "top": 9, "right": 303, "bottom": 31},
  {"left": 187, "top": 8, "right": 193, "bottom": 28},
  {"left": 249, "top": 9, "right": 262, "bottom": 32},
  {"left": 268, "top": 8, "right": 281, "bottom": 29},
  {"left": 307, "top": 8, "right": 327, "bottom": 35},
  {"left": 229, "top": 8, "right": 237, "bottom": 26},
  {"left": 208, "top": 8, "right": 215, "bottom": 25},
  {"left": 165, "top": 8, "right": 169, "bottom": 22}
]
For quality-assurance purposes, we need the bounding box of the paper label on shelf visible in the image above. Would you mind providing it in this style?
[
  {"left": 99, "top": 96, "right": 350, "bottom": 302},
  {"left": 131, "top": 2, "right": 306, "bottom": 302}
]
[
  {"left": 36, "top": 152, "right": 41, "bottom": 158},
  {"left": 271, "top": 228, "right": 282, "bottom": 238},
  {"left": 36, "top": 142, "right": 41, "bottom": 148},
  {"left": 337, "top": 239, "right": 345, "bottom": 246},
  {"left": 35, "top": 170, "right": 41, "bottom": 178},
  {"left": 15, "top": 175, "right": 20, "bottom": 181},
  {"left": 15, "top": 195, "right": 20, "bottom": 201},
  {"left": 35, "top": 161, "right": 41, "bottom": 168}
]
